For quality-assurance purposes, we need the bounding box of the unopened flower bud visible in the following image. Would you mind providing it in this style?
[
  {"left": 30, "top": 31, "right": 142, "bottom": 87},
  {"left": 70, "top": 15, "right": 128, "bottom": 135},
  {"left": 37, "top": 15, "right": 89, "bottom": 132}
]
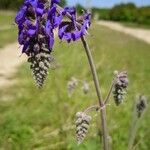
[
  {"left": 136, "top": 95, "right": 147, "bottom": 118},
  {"left": 113, "top": 71, "right": 128, "bottom": 105},
  {"left": 75, "top": 112, "right": 91, "bottom": 144},
  {"left": 82, "top": 81, "right": 90, "bottom": 94}
]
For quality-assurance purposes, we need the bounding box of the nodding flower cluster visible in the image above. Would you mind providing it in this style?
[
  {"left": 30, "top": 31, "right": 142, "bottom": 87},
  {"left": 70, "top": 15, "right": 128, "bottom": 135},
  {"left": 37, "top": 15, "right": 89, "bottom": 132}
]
[
  {"left": 136, "top": 95, "right": 147, "bottom": 118},
  {"left": 113, "top": 71, "right": 128, "bottom": 105},
  {"left": 75, "top": 112, "right": 91, "bottom": 144},
  {"left": 15, "top": 0, "right": 91, "bottom": 87}
]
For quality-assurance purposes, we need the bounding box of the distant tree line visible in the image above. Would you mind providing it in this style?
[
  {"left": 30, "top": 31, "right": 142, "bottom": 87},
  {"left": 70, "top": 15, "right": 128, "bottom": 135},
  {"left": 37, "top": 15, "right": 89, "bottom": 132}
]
[
  {"left": 76, "top": 3, "right": 150, "bottom": 26},
  {"left": 92, "top": 3, "right": 150, "bottom": 25},
  {"left": 0, "top": 0, "right": 66, "bottom": 10}
]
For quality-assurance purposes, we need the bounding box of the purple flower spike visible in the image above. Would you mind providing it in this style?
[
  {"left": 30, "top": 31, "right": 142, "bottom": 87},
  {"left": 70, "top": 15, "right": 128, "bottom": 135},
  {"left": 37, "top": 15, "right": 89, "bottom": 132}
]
[
  {"left": 58, "top": 7, "right": 91, "bottom": 42},
  {"left": 15, "top": 0, "right": 60, "bottom": 88}
]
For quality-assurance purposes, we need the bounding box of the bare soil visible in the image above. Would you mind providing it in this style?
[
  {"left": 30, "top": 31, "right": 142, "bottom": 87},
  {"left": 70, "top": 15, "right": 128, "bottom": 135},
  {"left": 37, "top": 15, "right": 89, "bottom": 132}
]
[
  {"left": 98, "top": 21, "right": 150, "bottom": 44},
  {"left": 0, "top": 42, "right": 26, "bottom": 88}
]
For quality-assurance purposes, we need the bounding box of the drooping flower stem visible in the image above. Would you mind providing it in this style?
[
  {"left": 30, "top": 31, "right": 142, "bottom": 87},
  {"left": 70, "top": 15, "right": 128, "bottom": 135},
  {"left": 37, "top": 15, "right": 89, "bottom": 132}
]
[
  {"left": 81, "top": 36, "right": 109, "bottom": 150},
  {"left": 84, "top": 105, "right": 99, "bottom": 114}
]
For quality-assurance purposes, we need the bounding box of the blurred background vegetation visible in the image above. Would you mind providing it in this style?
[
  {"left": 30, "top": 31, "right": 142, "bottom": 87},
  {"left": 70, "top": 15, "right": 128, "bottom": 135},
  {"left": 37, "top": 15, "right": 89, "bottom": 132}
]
[
  {"left": 92, "top": 3, "right": 150, "bottom": 27},
  {"left": 0, "top": 0, "right": 149, "bottom": 27}
]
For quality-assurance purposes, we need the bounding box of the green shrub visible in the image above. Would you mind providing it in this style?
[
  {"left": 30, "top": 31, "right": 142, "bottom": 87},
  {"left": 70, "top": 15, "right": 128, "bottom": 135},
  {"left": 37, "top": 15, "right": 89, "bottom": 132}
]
[
  {"left": 0, "top": 0, "right": 23, "bottom": 10},
  {"left": 138, "top": 6, "right": 150, "bottom": 25},
  {"left": 92, "top": 8, "right": 110, "bottom": 20},
  {"left": 109, "top": 3, "right": 138, "bottom": 22}
]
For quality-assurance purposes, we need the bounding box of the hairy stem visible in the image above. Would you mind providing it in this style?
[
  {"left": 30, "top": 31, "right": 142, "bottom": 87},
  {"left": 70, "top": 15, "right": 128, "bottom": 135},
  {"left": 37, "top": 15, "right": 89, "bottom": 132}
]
[
  {"left": 81, "top": 36, "right": 109, "bottom": 150},
  {"left": 57, "top": 4, "right": 109, "bottom": 149},
  {"left": 104, "top": 81, "right": 115, "bottom": 105}
]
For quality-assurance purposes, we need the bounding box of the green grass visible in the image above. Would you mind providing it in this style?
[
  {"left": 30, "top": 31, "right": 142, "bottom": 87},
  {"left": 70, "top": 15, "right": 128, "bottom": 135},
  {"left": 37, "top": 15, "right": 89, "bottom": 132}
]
[
  {"left": 0, "top": 24, "right": 150, "bottom": 150},
  {"left": 0, "top": 29, "right": 17, "bottom": 48},
  {"left": 0, "top": 11, "right": 17, "bottom": 48},
  {"left": 0, "top": 11, "right": 15, "bottom": 26}
]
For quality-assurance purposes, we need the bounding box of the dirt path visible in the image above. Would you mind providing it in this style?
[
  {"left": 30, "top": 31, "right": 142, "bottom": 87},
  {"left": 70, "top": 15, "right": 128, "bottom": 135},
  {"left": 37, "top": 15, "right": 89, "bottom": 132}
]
[
  {"left": 0, "top": 43, "right": 26, "bottom": 88},
  {"left": 0, "top": 25, "right": 12, "bottom": 31},
  {"left": 98, "top": 21, "right": 150, "bottom": 44}
]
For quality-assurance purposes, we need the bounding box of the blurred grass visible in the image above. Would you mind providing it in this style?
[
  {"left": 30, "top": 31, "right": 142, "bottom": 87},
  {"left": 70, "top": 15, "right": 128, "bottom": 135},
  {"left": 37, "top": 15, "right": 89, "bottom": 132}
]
[
  {"left": 0, "top": 24, "right": 150, "bottom": 150},
  {"left": 0, "top": 11, "right": 17, "bottom": 48}
]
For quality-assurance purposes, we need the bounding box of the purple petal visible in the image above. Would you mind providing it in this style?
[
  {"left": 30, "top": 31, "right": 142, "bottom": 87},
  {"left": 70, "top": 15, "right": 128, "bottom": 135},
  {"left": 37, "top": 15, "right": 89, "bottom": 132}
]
[
  {"left": 15, "top": 6, "right": 27, "bottom": 24},
  {"left": 22, "top": 41, "right": 29, "bottom": 53},
  {"left": 49, "top": 36, "right": 54, "bottom": 49},
  {"left": 36, "top": 3, "right": 44, "bottom": 16},
  {"left": 28, "top": 28, "right": 36, "bottom": 36},
  {"left": 51, "top": 0, "right": 60, "bottom": 4}
]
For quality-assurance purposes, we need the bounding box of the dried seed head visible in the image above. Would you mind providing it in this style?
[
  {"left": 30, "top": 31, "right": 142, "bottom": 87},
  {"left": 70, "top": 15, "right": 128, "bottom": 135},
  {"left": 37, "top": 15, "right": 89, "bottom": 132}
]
[
  {"left": 82, "top": 81, "right": 90, "bottom": 94},
  {"left": 67, "top": 77, "right": 78, "bottom": 97},
  {"left": 136, "top": 95, "right": 147, "bottom": 118},
  {"left": 28, "top": 47, "right": 54, "bottom": 88},
  {"left": 75, "top": 112, "right": 91, "bottom": 144},
  {"left": 113, "top": 71, "right": 128, "bottom": 105}
]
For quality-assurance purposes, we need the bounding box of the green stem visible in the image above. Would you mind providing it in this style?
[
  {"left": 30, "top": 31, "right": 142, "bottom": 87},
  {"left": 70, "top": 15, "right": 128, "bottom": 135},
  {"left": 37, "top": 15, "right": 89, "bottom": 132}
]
[{"left": 81, "top": 36, "right": 109, "bottom": 150}]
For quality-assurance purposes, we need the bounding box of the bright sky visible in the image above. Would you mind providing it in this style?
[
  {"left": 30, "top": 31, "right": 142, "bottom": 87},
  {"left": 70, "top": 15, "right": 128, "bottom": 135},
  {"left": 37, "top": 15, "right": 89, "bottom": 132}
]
[{"left": 67, "top": 0, "right": 150, "bottom": 8}]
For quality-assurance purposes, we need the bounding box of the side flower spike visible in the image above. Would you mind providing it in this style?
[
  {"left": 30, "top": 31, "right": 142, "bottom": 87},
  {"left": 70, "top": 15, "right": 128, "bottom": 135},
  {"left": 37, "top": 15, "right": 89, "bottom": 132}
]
[
  {"left": 15, "top": 0, "right": 60, "bottom": 88},
  {"left": 58, "top": 7, "right": 91, "bottom": 42}
]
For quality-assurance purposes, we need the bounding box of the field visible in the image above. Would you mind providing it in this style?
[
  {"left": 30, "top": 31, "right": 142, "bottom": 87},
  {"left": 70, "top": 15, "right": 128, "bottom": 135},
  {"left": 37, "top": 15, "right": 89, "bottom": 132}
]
[
  {"left": 0, "top": 11, "right": 17, "bottom": 48},
  {"left": 0, "top": 19, "right": 150, "bottom": 150}
]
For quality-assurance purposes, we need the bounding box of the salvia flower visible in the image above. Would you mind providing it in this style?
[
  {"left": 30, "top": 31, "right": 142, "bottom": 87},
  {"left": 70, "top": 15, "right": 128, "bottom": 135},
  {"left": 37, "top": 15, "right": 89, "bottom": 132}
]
[
  {"left": 75, "top": 112, "right": 91, "bottom": 144},
  {"left": 136, "top": 95, "right": 147, "bottom": 118},
  {"left": 15, "top": 0, "right": 59, "bottom": 88},
  {"left": 113, "top": 71, "right": 128, "bottom": 105},
  {"left": 58, "top": 7, "right": 91, "bottom": 42}
]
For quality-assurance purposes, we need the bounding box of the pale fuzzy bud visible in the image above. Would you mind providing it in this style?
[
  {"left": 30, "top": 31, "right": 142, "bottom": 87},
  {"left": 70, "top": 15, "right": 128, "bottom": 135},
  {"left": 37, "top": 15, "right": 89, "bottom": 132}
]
[
  {"left": 67, "top": 77, "right": 78, "bottom": 97},
  {"left": 82, "top": 81, "right": 90, "bottom": 94},
  {"left": 136, "top": 95, "right": 147, "bottom": 118},
  {"left": 75, "top": 112, "right": 92, "bottom": 144},
  {"left": 113, "top": 70, "right": 118, "bottom": 76}
]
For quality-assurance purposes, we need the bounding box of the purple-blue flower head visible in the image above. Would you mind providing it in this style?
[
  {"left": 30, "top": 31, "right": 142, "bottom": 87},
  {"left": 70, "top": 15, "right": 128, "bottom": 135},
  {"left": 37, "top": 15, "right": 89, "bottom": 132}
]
[
  {"left": 58, "top": 7, "right": 91, "bottom": 42},
  {"left": 15, "top": 0, "right": 60, "bottom": 55}
]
